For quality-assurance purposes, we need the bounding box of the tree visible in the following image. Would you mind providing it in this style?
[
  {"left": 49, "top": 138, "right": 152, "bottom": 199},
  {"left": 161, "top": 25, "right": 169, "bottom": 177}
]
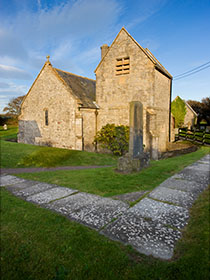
[
  {"left": 171, "top": 96, "right": 187, "bottom": 127},
  {"left": 3, "top": 95, "right": 25, "bottom": 117},
  {"left": 94, "top": 123, "right": 129, "bottom": 156}
]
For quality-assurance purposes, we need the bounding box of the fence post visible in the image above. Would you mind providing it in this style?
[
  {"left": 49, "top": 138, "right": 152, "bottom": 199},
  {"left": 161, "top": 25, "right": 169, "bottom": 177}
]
[{"left": 203, "top": 131, "right": 205, "bottom": 145}]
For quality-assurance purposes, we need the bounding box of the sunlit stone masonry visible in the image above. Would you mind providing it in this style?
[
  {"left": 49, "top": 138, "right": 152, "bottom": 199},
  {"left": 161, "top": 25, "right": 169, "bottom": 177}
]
[{"left": 18, "top": 27, "right": 173, "bottom": 159}]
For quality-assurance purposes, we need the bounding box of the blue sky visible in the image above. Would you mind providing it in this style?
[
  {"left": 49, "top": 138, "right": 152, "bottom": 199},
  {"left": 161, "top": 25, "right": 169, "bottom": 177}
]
[{"left": 0, "top": 0, "right": 210, "bottom": 113}]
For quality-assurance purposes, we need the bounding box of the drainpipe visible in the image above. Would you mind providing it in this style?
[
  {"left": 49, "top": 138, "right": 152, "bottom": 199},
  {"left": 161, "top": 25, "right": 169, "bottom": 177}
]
[
  {"left": 169, "top": 78, "right": 173, "bottom": 142},
  {"left": 95, "top": 109, "right": 98, "bottom": 151},
  {"left": 82, "top": 116, "right": 84, "bottom": 151}
]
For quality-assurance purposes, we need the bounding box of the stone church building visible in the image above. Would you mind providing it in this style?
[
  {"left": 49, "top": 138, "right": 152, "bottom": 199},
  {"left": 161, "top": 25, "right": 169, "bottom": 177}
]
[{"left": 18, "top": 27, "right": 173, "bottom": 159}]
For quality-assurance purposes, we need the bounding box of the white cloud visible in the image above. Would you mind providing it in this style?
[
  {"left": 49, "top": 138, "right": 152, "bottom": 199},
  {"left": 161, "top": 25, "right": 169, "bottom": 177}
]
[
  {"left": 0, "top": 81, "right": 28, "bottom": 113},
  {"left": 7, "top": 0, "right": 121, "bottom": 49},
  {"left": 0, "top": 64, "right": 32, "bottom": 80},
  {"left": 124, "top": 0, "right": 168, "bottom": 29},
  {"left": 0, "top": 0, "right": 124, "bottom": 75}
]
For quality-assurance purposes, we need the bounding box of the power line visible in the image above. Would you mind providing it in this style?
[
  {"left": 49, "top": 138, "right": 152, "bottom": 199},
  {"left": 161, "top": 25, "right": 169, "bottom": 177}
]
[
  {"left": 173, "top": 60, "right": 210, "bottom": 78},
  {"left": 173, "top": 64, "right": 210, "bottom": 81}
]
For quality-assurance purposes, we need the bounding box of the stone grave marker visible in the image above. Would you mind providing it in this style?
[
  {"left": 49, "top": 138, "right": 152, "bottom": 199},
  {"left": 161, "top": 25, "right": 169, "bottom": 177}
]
[{"left": 117, "top": 101, "right": 149, "bottom": 173}]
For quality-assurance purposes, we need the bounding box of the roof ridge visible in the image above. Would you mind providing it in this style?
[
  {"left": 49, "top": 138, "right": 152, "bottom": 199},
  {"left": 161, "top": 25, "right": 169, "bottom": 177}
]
[
  {"left": 184, "top": 100, "right": 198, "bottom": 116},
  {"left": 54, "top": 68, "right": 95, "bottom": 82},
  {"left": 145, "top": 48, "right": 172, "bottom": 78},
  {"left": 95, "top": 27, "right": 157, "bottom": 73},
  {"left": 95, "top": 27, "right": 172, "bottom": 79}
]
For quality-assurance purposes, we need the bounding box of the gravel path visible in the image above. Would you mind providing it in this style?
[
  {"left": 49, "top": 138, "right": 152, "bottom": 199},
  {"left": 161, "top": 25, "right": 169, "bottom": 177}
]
[{"left": 1, "top": 154, "right": 209, "bottom": 260}]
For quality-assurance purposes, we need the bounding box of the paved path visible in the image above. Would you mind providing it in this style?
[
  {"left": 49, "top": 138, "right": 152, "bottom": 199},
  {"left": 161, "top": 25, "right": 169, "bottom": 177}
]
[
  {"left": 0, "top": 165, "right": 112, "bottom": 174},
  {"left": 0, "top": 154, "right": 209, "bottom": 260}
]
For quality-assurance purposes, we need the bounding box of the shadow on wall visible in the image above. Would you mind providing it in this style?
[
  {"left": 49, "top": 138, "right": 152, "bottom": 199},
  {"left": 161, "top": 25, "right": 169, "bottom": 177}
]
[{"left": 18, "top": 120, "right": 41, "bottom": 145}]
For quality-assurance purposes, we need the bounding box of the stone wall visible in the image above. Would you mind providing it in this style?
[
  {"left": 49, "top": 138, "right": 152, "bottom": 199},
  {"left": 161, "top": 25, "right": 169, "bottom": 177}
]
[
  {"left": 153, "top": 70, "right": 171, "bottom": 153},
  {"left": 19, "top": 63, "right": 79, "bottom": 150},
  {"left": 95, "top": 29, "right": 154, "bottom": 153},
  {"left": 80, "top": 108, "right": 96, "bottom": 151},
  {"left": 95, "top": 29, "right": 171, "bottom": 159},
  {"left": 184, "top": 106, "right": 196, "bottom": 128}
]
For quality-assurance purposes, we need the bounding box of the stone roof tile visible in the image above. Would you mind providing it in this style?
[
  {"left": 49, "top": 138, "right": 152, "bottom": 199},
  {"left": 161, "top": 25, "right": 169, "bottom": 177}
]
[{"left": 54, "top": 68, "right": 97, "bottom": 109}]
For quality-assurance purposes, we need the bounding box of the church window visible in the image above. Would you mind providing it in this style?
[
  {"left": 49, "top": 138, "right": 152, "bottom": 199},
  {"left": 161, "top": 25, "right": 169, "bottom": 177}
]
[
  {"left": 45, "top": 110, "right": 49, "bottom": 126},
  {"left": 116, "top": 57, "right": 130, "bottom": 75}
]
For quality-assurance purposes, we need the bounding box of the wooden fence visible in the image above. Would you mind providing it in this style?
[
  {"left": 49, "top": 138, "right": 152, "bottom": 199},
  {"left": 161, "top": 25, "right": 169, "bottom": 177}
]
[{"left": 176, "top": 128, "right": 210, "bottom": 145}]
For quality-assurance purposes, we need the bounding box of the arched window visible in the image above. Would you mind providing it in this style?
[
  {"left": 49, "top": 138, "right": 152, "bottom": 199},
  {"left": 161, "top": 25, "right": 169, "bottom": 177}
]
[{"left": 45, "top": 110, "right": 49, "bottom": 126}]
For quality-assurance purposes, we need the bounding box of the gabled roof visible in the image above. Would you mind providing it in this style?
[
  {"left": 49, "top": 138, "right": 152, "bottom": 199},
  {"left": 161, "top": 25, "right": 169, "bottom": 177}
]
[
  {"left": 54, "top": 68, "right": 97, "bottom": 109},
  {"left": 144, "top": 48, "right": 172, "bottom": 79},
  {"left": 94, "top": 27, "right": 172, "bottom": 79},
  {"left": 184, "top": 100, "right": 198, "bottom": 116},
  {"left": 21, "top": 61, "right": 97, "bottom": 111}
]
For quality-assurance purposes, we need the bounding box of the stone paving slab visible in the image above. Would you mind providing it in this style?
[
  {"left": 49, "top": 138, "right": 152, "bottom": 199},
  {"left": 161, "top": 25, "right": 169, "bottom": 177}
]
[
  {"left": 6, "top": 180, "right": 41, "bottom": 191},
  {"left": 112, "top": 191, "right": 147, "bottom": 202},
  {"left": 128, "top": 197, "right": 189, "bottom": 229},
  {"left": 47, "top": 192, "right": 129, "bottom": 230},
  {"left": 12, "top": 183, "right": 58, "bottom": 197},
  {"left": 197, "top": 160, "right": 210, "bottom": 165},
  {"left": 148, "top": 186, "right": 196, "bottom": 208},
  {"left": 158, "top": 178, "right": 203, "bottom": 194},
  {"left": 199, "top": 154, "right": 210, "bottom": 162},
  {"left": 0, "top": 175, "right": 26, "bottom": 187},
  {"left": 172, "top": 169, "right": 209, "bottom": 185},
  {"left": 101, "top": 212, "right": 181, "bottom": 260},
  {"left": 26, "top": 187, "right": 77, "bottom": 204},
  {"left": 185, "top": 163, "right": 210, "bottom": 173}
]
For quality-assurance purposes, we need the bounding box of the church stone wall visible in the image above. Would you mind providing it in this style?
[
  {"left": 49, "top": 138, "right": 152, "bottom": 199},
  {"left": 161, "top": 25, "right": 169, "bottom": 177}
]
[
  {"left": 95, "top": 30, "right": 154, "bottom": 154},
  {"left": 95, "top": 29, "right": 171, "bottom": 158},
  {"left": 18, "top": 64, "right": 79, "bottom": 150},
  {"left": 184, "top": 106, "right": 196, "bottom": 128},
  {"left": 80, "top": 108, "right": 96, "bottom": 152},
  {"left": 153, "top": 69, "right": 171, "bottom": 154}
]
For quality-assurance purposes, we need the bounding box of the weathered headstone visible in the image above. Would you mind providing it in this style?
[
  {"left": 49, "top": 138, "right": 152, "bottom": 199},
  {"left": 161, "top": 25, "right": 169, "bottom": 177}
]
[
  {"left": 117, "top": 101, "right": 150, "bottom": 173},
  {"left": 129, "top": 101, "right": 143, "bottom": 157}
]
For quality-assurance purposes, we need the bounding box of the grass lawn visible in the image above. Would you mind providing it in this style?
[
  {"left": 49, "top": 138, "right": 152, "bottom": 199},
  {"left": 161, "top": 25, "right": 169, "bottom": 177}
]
[
  {"left": 0, "top": 126, "right": 117, "bottom": 168},
  {"left": 1, "top": 186, "right": 209, "bottom": 280},
  {"left": 0, "top": 125, "right": 18, "bottom": 141},
  {"left": 17, "top": 146, "right": 210, "bottom": 197}
]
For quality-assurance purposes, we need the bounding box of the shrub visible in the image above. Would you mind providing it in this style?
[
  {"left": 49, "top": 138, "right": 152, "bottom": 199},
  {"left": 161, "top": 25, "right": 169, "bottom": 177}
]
[{"left": 94, "top": 124, "right": 129, "bottom": 156}]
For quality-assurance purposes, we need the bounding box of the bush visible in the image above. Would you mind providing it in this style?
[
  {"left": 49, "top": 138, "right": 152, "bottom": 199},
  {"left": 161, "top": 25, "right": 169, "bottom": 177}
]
[{"left": 94, "top": 124, "right": 129, "bottom": 156}]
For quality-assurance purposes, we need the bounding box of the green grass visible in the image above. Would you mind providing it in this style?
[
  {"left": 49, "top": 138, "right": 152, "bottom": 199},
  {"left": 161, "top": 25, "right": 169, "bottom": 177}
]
[
  {"left": 0, "top": 137, "right": 117, "bottom": 169},
  {"left": 19, "top": 147, "right": 117, "bottom": 167},
  {"left": 0, "top": 125, "right": 18, "bottom": 141},
  {"left": 17, "top": 146, "right": 210, "bottom": 197},
  {"left": 1, "top": 186, "right": 209, "bottom": 280},
  {"left": 0, "top": 141, "right": 42, "bottom": 168}
]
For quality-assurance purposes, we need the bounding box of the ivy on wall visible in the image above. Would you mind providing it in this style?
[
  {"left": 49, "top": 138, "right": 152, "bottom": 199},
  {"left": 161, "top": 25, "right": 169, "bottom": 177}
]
[{"left": 171, "top": 97, "right": 187, "bottom": 128}]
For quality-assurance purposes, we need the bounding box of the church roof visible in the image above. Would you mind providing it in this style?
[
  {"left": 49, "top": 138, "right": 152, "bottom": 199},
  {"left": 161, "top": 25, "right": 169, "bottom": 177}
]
[
  {"left": 184, "top": 100, "right": 198, "bottom": 116},
  {"left": 54, "top": 68, "right": 97, "bottom": 109}
]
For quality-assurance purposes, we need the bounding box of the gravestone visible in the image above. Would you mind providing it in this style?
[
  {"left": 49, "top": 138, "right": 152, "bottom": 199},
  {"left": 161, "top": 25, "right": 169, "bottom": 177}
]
[{"left": 117, "top": 101, "right": 150, "bottom": 173}]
